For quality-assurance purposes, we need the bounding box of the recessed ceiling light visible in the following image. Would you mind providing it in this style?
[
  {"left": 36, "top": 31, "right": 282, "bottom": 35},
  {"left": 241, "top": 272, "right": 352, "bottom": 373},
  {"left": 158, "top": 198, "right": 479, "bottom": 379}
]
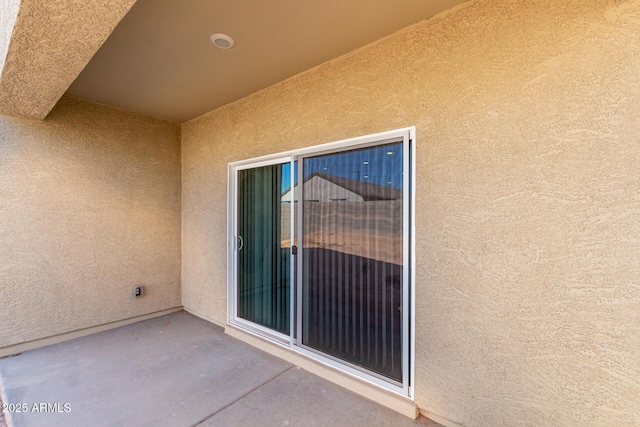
[{"left": 210, "top": 33, "right": 235, "bottom": 49}]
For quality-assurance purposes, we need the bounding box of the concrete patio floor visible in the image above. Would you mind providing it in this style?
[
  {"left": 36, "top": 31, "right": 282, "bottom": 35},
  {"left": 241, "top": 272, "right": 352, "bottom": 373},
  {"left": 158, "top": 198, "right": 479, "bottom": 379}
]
[{"left": 0, "top": 312, "right": 439, "bottom": 427}]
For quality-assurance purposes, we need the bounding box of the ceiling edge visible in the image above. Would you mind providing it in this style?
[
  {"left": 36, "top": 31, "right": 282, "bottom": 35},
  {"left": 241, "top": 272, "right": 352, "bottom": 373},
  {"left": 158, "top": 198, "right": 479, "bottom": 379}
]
[{"left": 0, "top": 0, "right": 137, "bottom": 120}]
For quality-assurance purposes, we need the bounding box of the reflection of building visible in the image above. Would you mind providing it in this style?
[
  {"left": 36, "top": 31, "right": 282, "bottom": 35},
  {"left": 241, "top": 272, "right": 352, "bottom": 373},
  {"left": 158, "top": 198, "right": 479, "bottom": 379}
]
[
  {"left": 281, "top": 172, "right": 402, "bottom": 265},
  {"left": 284, "top": 175, "right": 404, "bottom": 379},
  {"left": 281, "top": 172, "right": 402, "bottom": 203}
]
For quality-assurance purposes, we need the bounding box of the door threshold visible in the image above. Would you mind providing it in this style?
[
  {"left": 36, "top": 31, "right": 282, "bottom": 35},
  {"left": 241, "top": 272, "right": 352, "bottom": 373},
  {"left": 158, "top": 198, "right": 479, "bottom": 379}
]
[{"left": 225, "top": 324, "right": 418, "bottom": 419}]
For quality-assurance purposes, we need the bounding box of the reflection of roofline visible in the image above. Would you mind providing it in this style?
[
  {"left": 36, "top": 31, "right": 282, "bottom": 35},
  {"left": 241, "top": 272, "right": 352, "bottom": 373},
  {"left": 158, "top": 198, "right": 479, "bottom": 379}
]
[{"left": 282, "top": 172, "right": 401, "bottom": 201}]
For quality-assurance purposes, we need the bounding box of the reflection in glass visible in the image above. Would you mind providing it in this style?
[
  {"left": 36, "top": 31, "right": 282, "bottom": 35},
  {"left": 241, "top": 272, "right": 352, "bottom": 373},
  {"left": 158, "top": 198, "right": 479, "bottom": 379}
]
[{"left": 301, "top": 143, "right": 403, "bottom": 381}]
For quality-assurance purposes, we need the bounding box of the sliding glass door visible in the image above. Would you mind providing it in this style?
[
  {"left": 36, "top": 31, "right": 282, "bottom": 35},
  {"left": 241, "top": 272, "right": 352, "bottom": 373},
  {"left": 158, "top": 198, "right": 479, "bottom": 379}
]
[
  {"left": 298, "top": 142, "right": 405, "bottom": 383},
  {"left": 229, "top": 128, "right": 413, "bottom": 394}
]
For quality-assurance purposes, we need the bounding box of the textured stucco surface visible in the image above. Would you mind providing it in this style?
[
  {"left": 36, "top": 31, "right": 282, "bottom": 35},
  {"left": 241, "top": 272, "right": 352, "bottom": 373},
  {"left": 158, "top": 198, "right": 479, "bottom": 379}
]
[
  {"left": 0, "top": 96, "right": 181, "bottom": 349},
  {"left": 182, "top": 0, "right": 640, "bottom": 425},
  {"left": 0, "top": 0, "right": 137, "bottom": 119},
  {"left": 0, "top": 0, "right": 19, "bottom": 76}
]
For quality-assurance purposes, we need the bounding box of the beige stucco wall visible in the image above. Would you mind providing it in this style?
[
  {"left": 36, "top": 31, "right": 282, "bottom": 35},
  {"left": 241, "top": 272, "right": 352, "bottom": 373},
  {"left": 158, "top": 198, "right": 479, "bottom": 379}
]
[
  {"left": 0, "top": 96, "right": 182, "bottom": 350},
  {"left": 0, "top": 0, "right": 19, "bottom": 75},
  {"left": 0, "top": 0, "right": 137, "bottom": 119},
  {"left": 182, "top": 0, "right": 640, "bottom": 425}
]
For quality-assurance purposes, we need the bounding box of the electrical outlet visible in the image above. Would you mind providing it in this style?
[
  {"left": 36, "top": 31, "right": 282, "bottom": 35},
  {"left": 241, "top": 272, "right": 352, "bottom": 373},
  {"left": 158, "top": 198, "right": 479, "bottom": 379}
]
[{"left": 134, "top": 286, "right": 144, "bottom": 297}]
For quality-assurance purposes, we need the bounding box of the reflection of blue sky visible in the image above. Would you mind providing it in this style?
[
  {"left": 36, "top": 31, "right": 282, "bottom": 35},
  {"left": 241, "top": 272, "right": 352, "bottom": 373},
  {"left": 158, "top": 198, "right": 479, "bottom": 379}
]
[
  {"left": 281, "top": 161, "right": 297, "bottom": 193},
  {"left": 281, "top": 143, "right": 403, "bottom": 192}
]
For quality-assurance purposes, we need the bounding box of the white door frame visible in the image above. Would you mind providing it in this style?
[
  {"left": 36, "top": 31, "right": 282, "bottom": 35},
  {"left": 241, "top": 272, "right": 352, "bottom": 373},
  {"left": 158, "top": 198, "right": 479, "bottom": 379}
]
[{"left": 227, "top": 127, "right": 416, "bottom": 398}]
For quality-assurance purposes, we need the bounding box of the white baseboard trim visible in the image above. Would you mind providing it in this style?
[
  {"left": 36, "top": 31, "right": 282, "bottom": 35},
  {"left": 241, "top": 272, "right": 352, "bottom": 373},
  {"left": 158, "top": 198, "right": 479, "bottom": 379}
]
[
  {"left": 225, "top": 324, "right": 419, "bottom": 420},
  {"left": 0, "top": 307, "right": 183, "bottom": 359}
]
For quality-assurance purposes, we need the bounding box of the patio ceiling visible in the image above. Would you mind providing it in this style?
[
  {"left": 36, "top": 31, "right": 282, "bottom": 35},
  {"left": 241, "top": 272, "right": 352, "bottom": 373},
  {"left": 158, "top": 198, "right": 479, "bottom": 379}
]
[{"left": 0, "top": 0, "right": 467, "bottom": 123}]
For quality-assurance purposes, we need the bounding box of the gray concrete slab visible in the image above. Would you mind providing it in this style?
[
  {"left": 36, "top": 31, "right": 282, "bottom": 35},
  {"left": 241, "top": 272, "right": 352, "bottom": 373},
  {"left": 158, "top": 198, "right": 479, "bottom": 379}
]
[
  {"left": 0, "top": 312, "right": 440, "bottom": 427},
  {"left": 0, "top": 312, "right": 291, "bottom": 427},
  {"left": 200, "top": 366, "right": 436, "bottom": 427}
]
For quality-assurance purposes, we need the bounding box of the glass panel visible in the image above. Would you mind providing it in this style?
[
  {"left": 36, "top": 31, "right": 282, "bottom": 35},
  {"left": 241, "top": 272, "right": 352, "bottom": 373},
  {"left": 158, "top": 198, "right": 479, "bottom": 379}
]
[
  {"left": 237, "top": 163, "right": 290, "bottom": 335},
  {"left": 301, "top": 142, "right": 404, "bottom": 381}
]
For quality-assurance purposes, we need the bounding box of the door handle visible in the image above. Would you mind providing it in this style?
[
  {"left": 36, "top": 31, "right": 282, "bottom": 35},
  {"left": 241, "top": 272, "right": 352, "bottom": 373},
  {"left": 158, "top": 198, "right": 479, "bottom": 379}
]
[{"left": 237, "top": 235, "right": 244, "bottom": 251}]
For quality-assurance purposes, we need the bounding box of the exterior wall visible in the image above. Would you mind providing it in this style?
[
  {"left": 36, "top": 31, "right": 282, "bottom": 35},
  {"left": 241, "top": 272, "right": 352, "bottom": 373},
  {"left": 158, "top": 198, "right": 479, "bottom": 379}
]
[
  {"left": 0, "top": 0, "right": 19, "bottom": 75},
  {"left": 0, "top": 96, "right": 182, "bottom": 350},
  {"left": 182, "top": 1, "right": 640, "bottom": 425},
  {"left": 0, "top": 0, "right": 137, "bottom": 119}
]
